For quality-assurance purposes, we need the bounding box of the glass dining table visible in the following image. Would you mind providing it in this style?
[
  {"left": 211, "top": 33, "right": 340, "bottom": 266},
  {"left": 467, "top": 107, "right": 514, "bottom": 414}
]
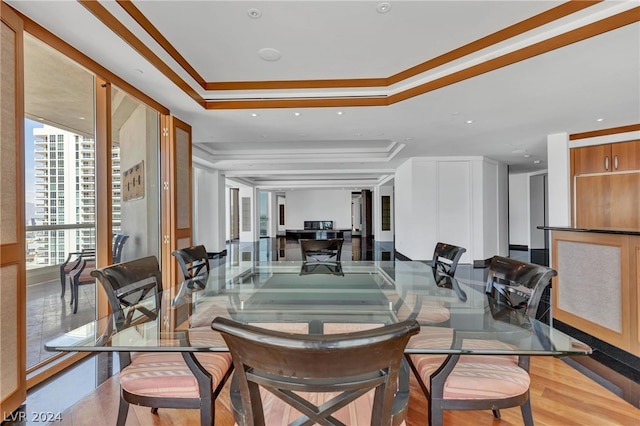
[{"left": 45, "top": 260, "right": 591, "bottom": 358}]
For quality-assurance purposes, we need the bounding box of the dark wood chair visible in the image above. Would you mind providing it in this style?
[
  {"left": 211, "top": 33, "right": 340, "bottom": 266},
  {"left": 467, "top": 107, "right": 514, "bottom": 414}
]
[
  {"left": 68, "top": 234, "right": 129, "bottom": 314},
  {"left": 407, "top": 256, "right": 557, "bottom": 426},
  {"left": 172, "top": 244, "right": 210, "bottom": 282},
  {"left": 59, "top": 248, "right": 95, "bottom": 298},
  {"left": 299, "top": 238, "right": 344, "bottom": 263},
  {"left": 91, "top": 256, "right": 233, "bottom": 426},
  {"left": 431, "top": 242, "right": 466, "bottom": 276},
  {"left": 212, "top": 317, "right": 420, "bottom": 426}
]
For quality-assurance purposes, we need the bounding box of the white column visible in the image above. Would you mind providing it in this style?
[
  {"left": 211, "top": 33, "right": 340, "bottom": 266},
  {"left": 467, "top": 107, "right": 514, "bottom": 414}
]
[
  {"left": 193, "top": 166, "right": 226, "bottom": 253},
  {"left": 547, "top": 133, "right": 571, "bottom": 226}
]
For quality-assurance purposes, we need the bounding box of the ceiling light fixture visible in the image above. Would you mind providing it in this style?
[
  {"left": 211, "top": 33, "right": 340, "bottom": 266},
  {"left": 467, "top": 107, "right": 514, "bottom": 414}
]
[
  {"left": 596, "top": 118, "right": 604, "bottom": 122},
  {"left": 465, "top": 120, "right": 474, "bottom": 124},
  {"left": 533, "top": 160, "right": 541, "bottom": 164},
  {"left": 247, "top": 8, "right": 261, "bottom": 19},
  {"left": 258, "top": 47, "right": 281, "bottom": 62},
  {"left": 251, "top": 113, "right": 259, "bottom": 117},
  {"left": 377, "top": 2, "right": 391, "bottom": 13},
  {"left": 294, "top": 112, "right": 301, "bottom": 116},
  {"left": 524, "top": 154, "right": 531, "bottom": 158},
  {"left": 337, "top": 111, "right": 343, "bottom": 115}
]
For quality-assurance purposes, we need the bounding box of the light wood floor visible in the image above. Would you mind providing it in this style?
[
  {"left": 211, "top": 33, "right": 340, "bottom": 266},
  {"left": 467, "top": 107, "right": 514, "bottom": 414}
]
[{"left": 53, "top": 356, "right": 639, "bottom": 426}]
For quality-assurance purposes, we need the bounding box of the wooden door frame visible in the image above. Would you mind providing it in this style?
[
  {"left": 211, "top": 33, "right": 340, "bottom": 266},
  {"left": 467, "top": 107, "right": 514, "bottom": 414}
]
[{"left": 1, "top": 3, "right": 27, "bottom": 416}]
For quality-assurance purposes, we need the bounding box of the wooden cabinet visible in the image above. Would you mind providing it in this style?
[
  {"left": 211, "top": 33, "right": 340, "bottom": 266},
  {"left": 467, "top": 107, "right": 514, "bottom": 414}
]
[
  {"left": 575, "top": 173, "right": 640, "bottom": 229},
  {"left": 571, "top": 140, "right": 640, "bottom": 228},
  {"left": 551, "top": 231, "right": 640, "bottom": 355},
  {"left": 573, "top": 140, "right": 640, "bottom": 175}
]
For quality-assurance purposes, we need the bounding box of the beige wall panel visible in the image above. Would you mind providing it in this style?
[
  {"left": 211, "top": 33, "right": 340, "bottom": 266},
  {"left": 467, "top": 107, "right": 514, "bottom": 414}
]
[
  {"left": 1, "top": 24, "right": 17, "bottom": 245},
  {"left": 177, "top": 237, "right": 190, "bottom": 251},
  {"left": 175, "top": 127, "right": 190, "bottom": 229},
  {"left": 557, "top": 240, "right": 622, "bottom": 332},
  {"left": 0, "top": 265, "right": 19, "bottom": 398}
]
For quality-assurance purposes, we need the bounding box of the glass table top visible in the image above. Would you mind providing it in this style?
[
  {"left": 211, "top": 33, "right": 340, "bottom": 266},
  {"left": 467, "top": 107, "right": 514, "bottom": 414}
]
[{"left": 45, "top": 260, "right": 591, "bottom": 356}]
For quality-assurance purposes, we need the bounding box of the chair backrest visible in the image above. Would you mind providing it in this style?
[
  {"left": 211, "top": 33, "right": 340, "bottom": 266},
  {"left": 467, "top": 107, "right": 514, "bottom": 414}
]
[
  {"left": 299, "top": 238, "right": 344, "bottom": 263},
  {"left": 91, "top": 256, "right": 162, "bottom": 330},
  {"left": 485, "top": 256, "right": 557, "bottom": 318},
  {"left": 431, "top": 242, "right": 466, "bottom": 276},
  {"left": 112, "top": 234, "right": 129, "bottom": 263},
  {"left": 212, "top": 317, "right": 419, "bottom": 426},
  {"left": 172, "top": 245, "right": 210, "bottom": 281}
]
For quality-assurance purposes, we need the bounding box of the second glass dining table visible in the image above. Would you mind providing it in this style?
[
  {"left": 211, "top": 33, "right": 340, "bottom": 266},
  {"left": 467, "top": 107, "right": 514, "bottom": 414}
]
[{"left": 45, "top": 260, "right": 591, "bottom": 358}]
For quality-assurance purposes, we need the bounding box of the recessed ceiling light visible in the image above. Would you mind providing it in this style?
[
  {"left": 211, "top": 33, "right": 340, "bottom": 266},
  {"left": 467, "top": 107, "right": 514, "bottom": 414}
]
[
  {"left": 79, "top": 116, "right": 85, "bottom": 120},
  {"left": 251, "top": 113, "right": 259, "bottom": 117},
  {"left": 524, "top": 154, "right": 531, "bottom": 158},
  {"left": 465, "top": 120, "right": 474, "bottom": 124},
  {"left": 258, "top": 48, "right": 281, "bottom": 62},
  {"left": 377, "top": 2, "right": 392, "bottom": 13},
  {"left": 247, "top": 8, "right": 262, "bottom": 19},
  {"left": 293, "top": 112, "right": 301, "bottom": 116},
  {"left": 533, "top": 160, "right": 541, "bottom": 164},
  {"left": 596, "top": 118, "right": 604, "bottom": 122},
  {"left": 337, "top": 111, "right": 343, "bottom": 115}
]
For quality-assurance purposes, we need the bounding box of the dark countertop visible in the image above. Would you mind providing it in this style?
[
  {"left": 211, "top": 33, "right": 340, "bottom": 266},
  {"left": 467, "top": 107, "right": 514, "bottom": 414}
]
[{"left": 537, "top": 226, "right": 640, "bottom": 236}]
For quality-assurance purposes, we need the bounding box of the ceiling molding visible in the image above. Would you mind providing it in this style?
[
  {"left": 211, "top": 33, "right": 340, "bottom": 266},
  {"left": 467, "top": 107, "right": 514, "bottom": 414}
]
[
  {"left": 74, "top": 0, "right": 640, "bottom": 111},
  {"left": 115, "top": 0, "right": 600, "bottom": 91},
  {"left": 569, "top": 123, "right": 640, "bottom": 140}
]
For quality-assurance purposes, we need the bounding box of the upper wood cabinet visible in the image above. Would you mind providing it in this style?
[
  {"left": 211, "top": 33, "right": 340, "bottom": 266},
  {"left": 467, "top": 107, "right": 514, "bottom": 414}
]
[{"left": 572, "top": 140, "right": 640, "bottom": 175}]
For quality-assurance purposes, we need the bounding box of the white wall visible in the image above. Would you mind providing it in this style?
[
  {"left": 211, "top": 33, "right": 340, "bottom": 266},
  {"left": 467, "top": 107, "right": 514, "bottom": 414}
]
[
  {"left": 547, "top": 133, "right": 571, "bottom": 227},
  {"left": 509, "top": 173, "right": 530, "bottom": 247},
  {"left": 375, "top": 183, "right": 394, "bottom": 242},
  {"left": 118, "top": 105, "right": 160, "bottom": 262},
  {"left": 529, "top": 174, "right": 547, "bottom": 249},
  {"left": 285, "top": 189, "right": 352, "bottom": 230},
  {"left": 394, "top": 156, "right": 507, "bottom": 263},
  {"left": 238, "top": 184, "right": 257, "bottom": 242},
  {"left": 193, "top": 166, "right": 226, "bottom": 253}
]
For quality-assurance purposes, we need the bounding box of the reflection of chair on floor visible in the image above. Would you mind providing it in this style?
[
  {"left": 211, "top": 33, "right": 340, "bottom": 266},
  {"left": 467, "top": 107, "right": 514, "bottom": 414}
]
[
  {"left": 69, "top": 234, "right": 128, "bottom": 314},
  {"left": 60, "top": 248, "right": 95, "bottom": 298},
  {"left": 91, "top": 256, "right": 233, "bottom": 426},
  {"left": 212, "top": 317, "right": 419, "bottom": 426},
  {"left": 299, "top": 238, "right": 343, "bottom": 263},
  {"left": 299, "top": 261, "right": 343, "bottom": 275},
  {"left": 407, "top": 256, "right": 557, "bottom": 426}
]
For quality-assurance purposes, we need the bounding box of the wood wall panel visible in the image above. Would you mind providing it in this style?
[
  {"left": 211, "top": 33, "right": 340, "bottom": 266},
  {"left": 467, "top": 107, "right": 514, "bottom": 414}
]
[
  {"left": 0, "top": 4, "right": 26, "bottom": 416},
  {"left": 552, "top": 231, "right": 635, "bottom": 354}
]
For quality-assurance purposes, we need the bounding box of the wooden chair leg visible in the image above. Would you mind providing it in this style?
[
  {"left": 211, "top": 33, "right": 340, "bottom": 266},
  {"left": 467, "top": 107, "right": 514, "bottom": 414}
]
[
  {"left": 200, "top": 398, "right": 214, "bottom": 426},
  {"left": 72, "top": 280, "right": 79, "bottom": 314},
  {"left": 116, "top": 396, "right": 129, "bottom": 426},
  {"left": 521, "top": 399, "right": 534, "bottom": 426}
]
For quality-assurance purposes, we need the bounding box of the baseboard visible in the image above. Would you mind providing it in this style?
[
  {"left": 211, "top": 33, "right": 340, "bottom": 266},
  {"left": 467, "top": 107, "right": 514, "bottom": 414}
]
[
  {"left": 554, "top": 320, "right": 640, "bottom": 381},
  {"left": 394, "top": 250, "right": 412, "bottom": 261},
  {"left": 509, "top": 244, "right": 529, "bottom": 251}
]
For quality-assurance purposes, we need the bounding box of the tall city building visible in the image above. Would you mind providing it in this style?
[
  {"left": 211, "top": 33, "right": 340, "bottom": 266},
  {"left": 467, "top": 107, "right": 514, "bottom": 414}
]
[{"left": 31, "top": 125, "right": 120, "bottom": 267}]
